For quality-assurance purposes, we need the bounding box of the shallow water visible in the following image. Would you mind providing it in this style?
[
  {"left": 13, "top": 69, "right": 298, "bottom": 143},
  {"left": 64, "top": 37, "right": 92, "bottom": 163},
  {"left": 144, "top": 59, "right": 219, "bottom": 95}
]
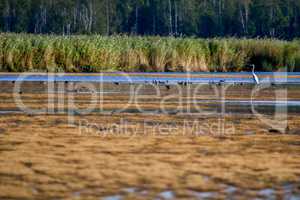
[
  {"left": 1, "top": 78, "right": 300, "bottom": 116},
  {"left": 0, "top": 72, "right": 300, "bottom": 84},
  {"left": 90, "top": 183, "right": 300, "bottom": 200}
]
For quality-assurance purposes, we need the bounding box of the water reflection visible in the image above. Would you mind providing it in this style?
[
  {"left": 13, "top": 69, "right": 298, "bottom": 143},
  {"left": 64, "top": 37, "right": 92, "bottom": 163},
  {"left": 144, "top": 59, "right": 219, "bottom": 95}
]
[{"left": 98, "top": 182, "right": 300, "bottom": 200}]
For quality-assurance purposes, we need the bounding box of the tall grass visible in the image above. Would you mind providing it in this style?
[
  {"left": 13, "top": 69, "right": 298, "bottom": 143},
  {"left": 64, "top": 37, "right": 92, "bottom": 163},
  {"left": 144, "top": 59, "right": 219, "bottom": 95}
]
[{"left": 0, "top": 33, "right": 299, "bottom": 72}]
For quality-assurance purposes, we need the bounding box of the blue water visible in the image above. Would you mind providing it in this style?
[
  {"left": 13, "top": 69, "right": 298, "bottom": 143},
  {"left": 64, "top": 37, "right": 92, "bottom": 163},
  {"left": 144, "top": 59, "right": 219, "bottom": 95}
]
[{"left": 0, "top": 72, "right": 299, "bottom": 84}]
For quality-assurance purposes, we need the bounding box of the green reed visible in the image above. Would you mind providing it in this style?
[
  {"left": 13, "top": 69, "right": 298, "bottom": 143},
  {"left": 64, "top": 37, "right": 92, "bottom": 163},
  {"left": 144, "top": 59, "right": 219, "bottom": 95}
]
[{"left": 0, "top": 33, "right": 299, "bottom": 72}]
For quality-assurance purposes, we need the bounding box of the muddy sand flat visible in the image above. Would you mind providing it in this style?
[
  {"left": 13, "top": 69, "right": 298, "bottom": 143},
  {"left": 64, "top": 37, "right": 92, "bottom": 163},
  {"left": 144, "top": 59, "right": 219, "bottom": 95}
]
[{"left": 0, "top": 81, "right": 300, "bottom": 199}]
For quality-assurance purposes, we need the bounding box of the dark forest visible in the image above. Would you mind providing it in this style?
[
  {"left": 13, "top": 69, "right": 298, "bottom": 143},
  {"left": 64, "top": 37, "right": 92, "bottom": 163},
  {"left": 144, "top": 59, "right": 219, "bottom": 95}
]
[{"left": 1, "top": 0, "right": 300, "bottom": 39}]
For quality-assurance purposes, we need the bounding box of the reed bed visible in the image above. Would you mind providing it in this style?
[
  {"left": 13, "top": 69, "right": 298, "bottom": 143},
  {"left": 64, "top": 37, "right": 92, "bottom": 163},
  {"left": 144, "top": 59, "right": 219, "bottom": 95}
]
[{"left": 0, "top": 33, "right": 299, "bottom": 72}]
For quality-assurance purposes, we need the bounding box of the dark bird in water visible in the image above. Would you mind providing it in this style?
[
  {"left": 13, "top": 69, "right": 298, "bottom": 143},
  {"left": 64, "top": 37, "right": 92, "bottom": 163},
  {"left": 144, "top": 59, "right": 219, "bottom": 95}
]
[
  {"left": 168, "top": 110, "right": 179, "bottom": 115},
  {"left": 235, "top": 82, "right": 244, "bottom": 86},
  {"left": 217, "top": 80, "right": 225, "bottom": 86},
  {"left": 153, "top": 80, "right": 168, "bottom": 86},
  {"left": 178, "top": 82, "right": 188, "bottom": 86}
]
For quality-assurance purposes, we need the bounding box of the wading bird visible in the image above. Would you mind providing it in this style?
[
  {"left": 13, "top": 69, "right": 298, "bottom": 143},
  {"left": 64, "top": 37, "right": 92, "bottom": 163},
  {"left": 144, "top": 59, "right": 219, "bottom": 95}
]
[{"left": 252, "top": 64, "right": 260, "bottom": 84}]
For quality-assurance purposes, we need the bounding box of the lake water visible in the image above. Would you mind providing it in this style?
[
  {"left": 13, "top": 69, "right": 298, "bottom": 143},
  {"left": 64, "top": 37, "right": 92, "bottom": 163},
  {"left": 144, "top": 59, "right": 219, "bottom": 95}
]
[
  {"left": 0, "top": 73, "right": 300, "bottom": 115},
  {"left": 0, "top": 72, "right": 300, "bottom": 84}
]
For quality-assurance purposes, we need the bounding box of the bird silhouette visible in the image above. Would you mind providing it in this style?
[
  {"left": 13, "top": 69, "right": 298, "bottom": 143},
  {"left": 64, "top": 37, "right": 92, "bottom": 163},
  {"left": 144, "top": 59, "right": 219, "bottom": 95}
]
[{"left": 251, "top": 64, "right": 260, "bottom": 84}]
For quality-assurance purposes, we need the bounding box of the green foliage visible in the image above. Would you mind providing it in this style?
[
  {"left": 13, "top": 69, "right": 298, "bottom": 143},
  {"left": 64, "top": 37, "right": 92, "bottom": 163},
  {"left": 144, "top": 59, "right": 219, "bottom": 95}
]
[
  {"left": 0, "top": 0, "right": 299, "bottom": 38},
  {"left": 0, "top": 33, "right": 299, "bottom": 72}
]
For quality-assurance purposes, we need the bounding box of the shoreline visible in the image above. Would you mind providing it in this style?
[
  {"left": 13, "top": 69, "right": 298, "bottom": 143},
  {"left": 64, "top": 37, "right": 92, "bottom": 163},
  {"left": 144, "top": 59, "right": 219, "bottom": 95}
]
[{"left": 0, "top": 72, "right": 300, "bottom": 84}]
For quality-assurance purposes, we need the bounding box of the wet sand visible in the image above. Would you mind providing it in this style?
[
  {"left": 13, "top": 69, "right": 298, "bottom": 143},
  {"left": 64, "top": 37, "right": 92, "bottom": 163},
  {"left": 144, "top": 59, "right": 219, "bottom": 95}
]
[{"left": 0, "top": 82, "right": 300, "bottom": 199}]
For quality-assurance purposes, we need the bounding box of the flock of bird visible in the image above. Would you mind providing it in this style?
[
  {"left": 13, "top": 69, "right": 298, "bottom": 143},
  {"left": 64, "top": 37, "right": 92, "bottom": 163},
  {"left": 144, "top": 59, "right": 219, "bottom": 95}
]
[
  {"left": 12, "top": 64, "right": 260, "bottom": 93},
  {"left": 147, "top": 64, "right": 260, "bottom": 89}
]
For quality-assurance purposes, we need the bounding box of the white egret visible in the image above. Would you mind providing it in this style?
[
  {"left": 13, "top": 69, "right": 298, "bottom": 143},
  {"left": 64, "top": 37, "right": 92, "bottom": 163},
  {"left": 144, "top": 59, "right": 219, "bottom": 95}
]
[{"left": 251, "top": 64, "right": 260, "bottom": 84}]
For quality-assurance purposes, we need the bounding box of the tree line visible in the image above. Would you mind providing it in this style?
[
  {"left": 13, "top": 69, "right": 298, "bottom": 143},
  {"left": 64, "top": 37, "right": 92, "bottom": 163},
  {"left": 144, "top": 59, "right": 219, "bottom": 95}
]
[{"left": 0, "top": 0, "right": 300, "bottom": 39}]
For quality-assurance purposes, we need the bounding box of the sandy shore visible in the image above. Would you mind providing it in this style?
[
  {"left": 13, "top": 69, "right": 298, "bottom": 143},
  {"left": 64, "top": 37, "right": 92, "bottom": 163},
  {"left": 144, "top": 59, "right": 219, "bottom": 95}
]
[{"left": 0, "top": 82, "right": 300, "bottom": 199}]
